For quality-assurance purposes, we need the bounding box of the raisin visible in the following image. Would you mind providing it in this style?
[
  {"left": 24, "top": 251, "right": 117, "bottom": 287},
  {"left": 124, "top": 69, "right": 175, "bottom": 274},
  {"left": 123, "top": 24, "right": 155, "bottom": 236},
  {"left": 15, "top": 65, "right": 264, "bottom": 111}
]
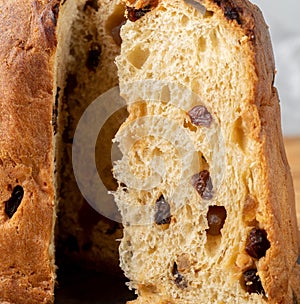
[
  {"left": 245, "top": 228, "right": 270, "bottom": 259},
  {"left": 127, "top": 5, "right": 152, "bottom": 22},
  {"left": 86, "top": 42, "right": 102, "bottom": 71},
  {"left": 126, "top": 0, "right": 158, "bottom": 21},
  {"left": 206, "top": 206, "right": 227, "bottom": 236},
  {"left": 191, "top": 170, "right": 213, "bottom": 200},
  {"left": 224, "top": 6, "right": 241, "bottom": 23},
  {"left": 172, "top": 262, "right": 187, "bottom": 289},
  {"left": 5, "top": 185, "right": 24, "bottom": 218},
  {"left": 213, "top": 0, "right": 242, "bottom": 24},
  {"left": 297, "top": 255, "right": 300, "bottom": 265},
  {"left": 154, "top": 195, "right": 171, "bottom": 225},
  {"left": 51, "top": 3, "right": 60, "bottom": 26},
  {"left": 188, "top": 105, "right": 212, "bottom": 127},
  {"left": 242, "top": 269, "right": 265, "bottom": 295},
  {"left": 84, "top": 0, "right": 99, "bottom": 11}
]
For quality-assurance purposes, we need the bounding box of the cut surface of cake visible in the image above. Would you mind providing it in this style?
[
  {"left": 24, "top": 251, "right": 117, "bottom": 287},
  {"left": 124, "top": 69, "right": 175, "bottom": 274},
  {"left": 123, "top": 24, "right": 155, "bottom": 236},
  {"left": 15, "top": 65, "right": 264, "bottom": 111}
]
[{"left": 113, "top": 0, "right": 300, "bottom": 303}]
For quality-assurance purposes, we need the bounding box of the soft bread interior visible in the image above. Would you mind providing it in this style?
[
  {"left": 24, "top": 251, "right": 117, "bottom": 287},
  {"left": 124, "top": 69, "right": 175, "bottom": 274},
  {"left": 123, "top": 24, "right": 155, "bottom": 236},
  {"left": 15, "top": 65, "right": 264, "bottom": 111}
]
[
  {"left": 113, "top": 0, "right": 278, "bottom": 302},
  {"left": 54, "top": 0, "right": 127, "bottom": 273}
]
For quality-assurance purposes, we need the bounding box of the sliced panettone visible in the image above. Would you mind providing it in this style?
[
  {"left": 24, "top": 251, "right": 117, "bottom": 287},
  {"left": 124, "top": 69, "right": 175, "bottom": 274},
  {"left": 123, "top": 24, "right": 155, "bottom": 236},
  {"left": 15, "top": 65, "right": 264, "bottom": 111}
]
[
  {"left": 113, "top": 0, "right": 300, "bottom": 303},
  {"left": 0, "top": 0, "right": 127, "bottom": 302}
]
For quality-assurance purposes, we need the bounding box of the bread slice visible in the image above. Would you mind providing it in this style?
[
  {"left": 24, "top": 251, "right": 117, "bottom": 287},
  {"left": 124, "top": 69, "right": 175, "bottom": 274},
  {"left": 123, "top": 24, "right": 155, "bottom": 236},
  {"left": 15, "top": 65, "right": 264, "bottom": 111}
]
[
  {"left": 55, "top": 0, "right": 126, "bottom": 274},
  {"left": 113, "top": 0, "right": 300, "bottom": 302},
  {"left": 0, "top": 0, "right": 126, "bottom": 302}
]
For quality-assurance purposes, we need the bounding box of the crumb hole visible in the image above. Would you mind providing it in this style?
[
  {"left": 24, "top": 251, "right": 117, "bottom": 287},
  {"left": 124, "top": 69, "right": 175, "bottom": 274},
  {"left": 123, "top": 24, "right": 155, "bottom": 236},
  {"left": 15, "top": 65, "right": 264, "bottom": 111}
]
[
  {"left": 183, "top": 119, "right": 197, "bottom": 132},
  {"left": 105, "top": 3, "right": 126, "bottom": 46},
  {"left": 198, "top": 36, "right": 207, "bottom": 52},
  {"left": 209, "top": 29, "right": 219, "bottom": 48},
  {"left": 185, "top": 204, "right": 193, "bottom": 220},
  {"left": 5, "top": 185, "right": 24, "bottom": 218},
  {"left": 181, "top": 15, "right": 189, "bottom": 26},
  {"left": 204, "top": 10, "right": 214, "bottom": 18},
  {"left": 232, "top": 117, "right": 247, "bottom": 151},
  {"left": 205, "top": 206, "right": 227, "bottom": 255},
  {"left": 127, "top": 45, "right": 150, "bottom": 69}
]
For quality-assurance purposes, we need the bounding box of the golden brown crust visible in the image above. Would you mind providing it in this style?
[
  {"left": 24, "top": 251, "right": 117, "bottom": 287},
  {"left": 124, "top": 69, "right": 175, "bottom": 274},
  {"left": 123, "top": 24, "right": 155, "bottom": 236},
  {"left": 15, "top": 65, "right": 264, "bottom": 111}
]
[
  {"left": 222, "top": 1, "right": 299, "bottom": 302},
  {"left": 0, "top": 0, "right": 58, "bottom": 302}
]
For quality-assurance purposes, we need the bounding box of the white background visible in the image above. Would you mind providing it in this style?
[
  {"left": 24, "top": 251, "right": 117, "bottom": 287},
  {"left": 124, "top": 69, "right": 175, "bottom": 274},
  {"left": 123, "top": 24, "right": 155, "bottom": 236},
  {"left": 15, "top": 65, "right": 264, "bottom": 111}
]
[{"left": 252, "top": 0, "right": 300, "bottom": 136}]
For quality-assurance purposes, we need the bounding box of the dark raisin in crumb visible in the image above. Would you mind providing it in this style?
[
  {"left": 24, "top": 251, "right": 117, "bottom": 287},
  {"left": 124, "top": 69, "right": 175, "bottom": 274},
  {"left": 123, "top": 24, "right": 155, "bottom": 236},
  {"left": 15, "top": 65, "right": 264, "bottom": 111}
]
[
  {"left": 297, "top": 255, "right": 300, "bottom": 265},
  {"left": 86, "top": 42, "right": 102, "bottom": 71},
  {"left": 84, "top": 0, "right": 99, "bottom": 11},
  {"left": 224, "top": 6, "right": 241, "bottom": 24},
  {"left": 213, "top": 0, "right": 242, "bottom": 24},
  {"left": 243, "top": 269, "right": 265, "bottom": 295},
  {"left": 206, "top": 206, "right": 227, "bottom": 236},
  {"left": 245, "top": 228, "right": 270, "bottom": 259},
  {"left": 188, "top": 105, "right": 212, "bottom": 127},
  {"left": 5, "top": 185, "right": 24, "bottom": 218},
  {"left": 154, "top": 195, "right": 171, "bottom": 225},
  {"left": 172, "top": 262, "right": 187, "bottom": 289},
  {"left": 51, "top": 3, "right": 60, "bottom": 26},
  {"left": 127, "top": 5, "right": 152, "bottom": 22},
  {"left": 191, "top": 170, "right": 213, "bottom": 200}
]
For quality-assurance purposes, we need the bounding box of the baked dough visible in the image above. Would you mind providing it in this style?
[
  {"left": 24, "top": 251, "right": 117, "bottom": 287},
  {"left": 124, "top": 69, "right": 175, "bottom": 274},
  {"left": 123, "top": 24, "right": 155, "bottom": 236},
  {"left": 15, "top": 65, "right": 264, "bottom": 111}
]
[
  {"left": 0, "top": 0, "right": 125, "bottom": 302},
  {"left": 113, "top": 0, "right": 300, "bottom": 302}
]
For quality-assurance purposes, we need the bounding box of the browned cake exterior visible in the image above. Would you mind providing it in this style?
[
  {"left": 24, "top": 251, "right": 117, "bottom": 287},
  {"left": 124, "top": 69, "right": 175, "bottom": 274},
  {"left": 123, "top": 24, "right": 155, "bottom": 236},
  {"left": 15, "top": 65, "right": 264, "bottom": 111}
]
[{"left": 0, "top": 0, "right": 59, "bottom": 303}]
